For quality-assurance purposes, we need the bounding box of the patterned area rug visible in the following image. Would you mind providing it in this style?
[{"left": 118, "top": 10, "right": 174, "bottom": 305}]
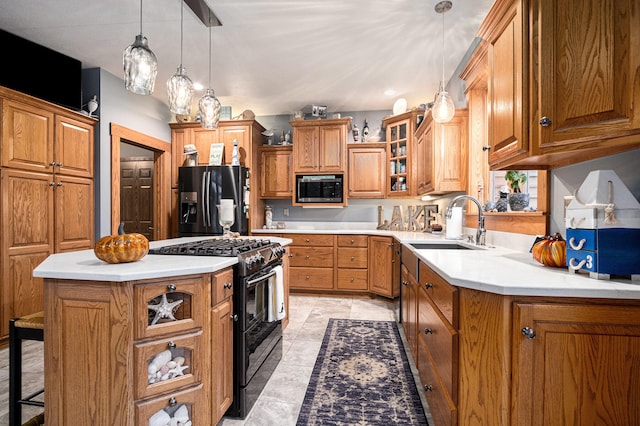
[{"left": 297, "top": 319, "right": 428, "bottom": 425}]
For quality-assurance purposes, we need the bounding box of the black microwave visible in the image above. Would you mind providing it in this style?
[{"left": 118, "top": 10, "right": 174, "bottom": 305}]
[{"left": 296, "top": 174, "right": 343, "bottom": 203}]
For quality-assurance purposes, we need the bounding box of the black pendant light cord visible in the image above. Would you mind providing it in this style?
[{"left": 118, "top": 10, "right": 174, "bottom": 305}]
[{"left": 180, "top": 0, "right": 184, "bottom": 66}]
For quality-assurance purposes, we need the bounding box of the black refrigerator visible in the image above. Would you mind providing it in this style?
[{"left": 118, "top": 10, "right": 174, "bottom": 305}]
[{"left": 178, "top": 165, "right": 249, "bottom": 236}]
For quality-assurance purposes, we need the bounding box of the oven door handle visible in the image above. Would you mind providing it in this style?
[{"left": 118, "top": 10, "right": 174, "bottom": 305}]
[{"left": 246, "top": 269, "right": 276, "bottom": 287}]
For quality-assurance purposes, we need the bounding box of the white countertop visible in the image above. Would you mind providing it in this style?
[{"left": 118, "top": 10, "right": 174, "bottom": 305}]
[
  {"left": 33, "top": 236, "right": 292, "bottom": 282},
  {"left": 253, "top": 226, "right": 640, "bottom": 300}
]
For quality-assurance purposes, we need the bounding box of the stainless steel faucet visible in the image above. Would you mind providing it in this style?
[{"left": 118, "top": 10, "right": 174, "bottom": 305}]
[{"left": 445, "top": 195, "right": 486, "bottom": 246}]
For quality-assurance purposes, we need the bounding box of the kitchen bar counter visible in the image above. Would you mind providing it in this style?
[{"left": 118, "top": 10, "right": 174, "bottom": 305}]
[
  {"left": 33, "top": 236, "right": 292, "bottom": 281},
  {"left": 253, "top": 227, "right": 640, "bottom": 300}
]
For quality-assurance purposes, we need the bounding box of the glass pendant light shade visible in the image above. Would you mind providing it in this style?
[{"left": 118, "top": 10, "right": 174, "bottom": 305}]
[
  {"left": 123, "top": 0, "right": 157, "bottom": 95},
  {"left": 432, "top": 90, "right": 455, "bottom": 123},
  {"left": 199, "top": 89, "right": 221, "bottom": 129},
  {"left": 167, "top": 65, "right": 194, "bottom": 115},
  {"left": 432, "top": 0, "right": 455, "bottom": 123}
]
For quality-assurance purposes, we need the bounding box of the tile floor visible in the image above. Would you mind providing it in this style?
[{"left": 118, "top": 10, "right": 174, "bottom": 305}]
[{"left": 0, "top": 295, "right": 432, "bottom": 426}]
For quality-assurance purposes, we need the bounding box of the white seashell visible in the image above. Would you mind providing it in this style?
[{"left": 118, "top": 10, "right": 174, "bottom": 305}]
[
  {"left": 167, "top": 360, "right": 177, "bottom": 369},
  {"left": 160, "top": 373, "right": 170, "bottom": 381},
  {"left": 149, "top": 350, "right": 173, "bottom": 375},
  {"left": 148, "top": 409, "right": 171, "bottom": 426},
  {"left": 174, "top": 404, "right": 190, "bottom": 422},
  {"left": 184, "top": 421, "right": 192, "bottom": 426},
  {"left": 169, "top": 418, "right": 178, "bottom": 426},
  {"left": 174, "top": 356, "right": 185, "bottom": 366}
]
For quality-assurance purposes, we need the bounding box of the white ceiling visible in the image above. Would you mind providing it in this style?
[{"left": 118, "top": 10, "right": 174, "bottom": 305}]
[{"left": 0, "top": 0, "right": 493, "bottom": 117}]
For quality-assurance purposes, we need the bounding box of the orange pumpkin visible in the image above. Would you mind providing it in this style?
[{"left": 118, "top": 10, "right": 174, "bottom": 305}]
[
  {"left": 94, "top": 222, "right": 149, "bottom": 264},
  {"left": 531, "top": 233, "right": 566, "bottom": 268}
]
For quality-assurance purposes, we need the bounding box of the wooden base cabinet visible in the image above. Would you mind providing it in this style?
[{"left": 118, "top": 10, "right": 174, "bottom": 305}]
[
  {"left": 407, "top": 260, "right": 640, "bottom": 425},
  {"left": 288, "top": 234, "right": 335, "bottom": 291},
  {"left": 368, "top": 236, "right": 396, "bottom": 298},
  {"left": 43, "top": 269, "right": 236, "bottom": 425},
  {"left": 512, "top": 302, "right": 640, "bottom": 426}
]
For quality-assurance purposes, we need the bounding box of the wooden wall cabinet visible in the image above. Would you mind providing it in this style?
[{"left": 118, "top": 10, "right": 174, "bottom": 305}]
[
  {"left": 477, "top": 0, "right": 640, "bottom": 170},
  {"left": 290, "top": 118, "right": 350, "bottom": 174},
  {"left": 347, "top": 143, "right": 386, "bottom": 198},
  {"left": 0, "top": 87, "right": 95, "bottom": 342},
  {"left": 169, "top": 120, "right": 266, "bottom": 235},
  {"left": 383, "top": 110, "right": 424, "bottom": 197},
  {"left": 259, "top": 145, "right": 293, "bottom": 199},
  {"left": 415, "top": 109, "right": 468, "bottom": 195}
]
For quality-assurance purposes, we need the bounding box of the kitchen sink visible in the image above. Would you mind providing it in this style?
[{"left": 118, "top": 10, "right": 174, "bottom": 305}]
[{"left": 409, "top": 243, "right": 474, "bottom": 250}]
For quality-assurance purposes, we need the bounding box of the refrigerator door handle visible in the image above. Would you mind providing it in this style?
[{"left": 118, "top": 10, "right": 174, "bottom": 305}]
[{"left": 203, "top": 171, "right": 210, "bottom": 227}]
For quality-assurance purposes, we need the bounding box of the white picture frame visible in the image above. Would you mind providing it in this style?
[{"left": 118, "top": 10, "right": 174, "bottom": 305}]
[{"left": 209, "top": 143, "right": 225, "bottom": 165}]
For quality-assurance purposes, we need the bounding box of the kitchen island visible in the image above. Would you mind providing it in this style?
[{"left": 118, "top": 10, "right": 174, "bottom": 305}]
[
  {"left": 255, "top": 226, "right": 640, "bottom": 425},
  {"left": 33, "top": 236, "right": 291, "bottom": 426}
]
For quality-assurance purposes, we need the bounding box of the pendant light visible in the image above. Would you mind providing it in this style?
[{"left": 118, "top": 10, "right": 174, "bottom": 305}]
[
  {"left": 432, "top": 1, "right": 455, "bottom": 123},
  {"left": 167, "top": 0, "right": 194, "bottom": 115},
  {"left": 123, "top": 0, "right": 158, "bottom": 95},
  {"left": 198, "top": 10, "right": 221, "bottom": 129}
]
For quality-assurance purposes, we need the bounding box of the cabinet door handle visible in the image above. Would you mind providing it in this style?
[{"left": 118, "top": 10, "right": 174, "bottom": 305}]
[
  {"left": 521, "top": 326, "right": 536, "bottom": 339},
  {"left": 56, "top": 182, "right": 63, "bottom": 186},
  {"left": 169, "top": 396, "right": 177, "bottom": 406},
  {"left": 56, "top": 162, "right": 63, "bottom": 167},
  {"left": 167, "top": 284, "right": 177, "bottom": 292},
  {"left": 167, "top": 341, "right": 176, "bottom": 348},
  {"left": 49, "top": 182, "right": 56, "bottom": 187},
  {"left": 539, "top": 116, "right": 552, "bottom": 127},
  {"left": 224, "top": 282, "right": 233, "bottom": 289},
  {"left": 424, "top": 385, "right": 433, "bottom": 391},
  {"left": 425, "top": 283, "right": 433, "bottom": 289},
  {"left": 230, "top": 314, "right": 238, "bottom": 322},
  {"left": 424, "top": 328, "right": 433, "bottom": 335},
  {"left": 49, "top": 161, "right": 56, "bottom": 166}
]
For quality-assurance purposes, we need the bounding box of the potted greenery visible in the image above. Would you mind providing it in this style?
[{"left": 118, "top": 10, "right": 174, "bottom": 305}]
[{"left": 505, "top": 170, "right": 530, "bottom": 211}]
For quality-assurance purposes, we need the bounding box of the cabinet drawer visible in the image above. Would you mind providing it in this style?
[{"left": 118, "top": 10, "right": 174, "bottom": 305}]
[
  {"left": 417, "top": 337, "right": 457, "bottom": 426},
  {"left": 290, "top": 234, "right": 334, "bottom": 246},
  {"left": 418, "top": 287, "right": 458, "bottom": 400},
  {"left": 337, "top": 235, "right": 368, "bottom": 247},
  {"left": 566, "top": 228, "right": 597, "bottom": 251},
  {"left": 290, "top": 267, "right": 334, "bottom": 289},
  {"left": 289, "top": 246, "right": 334, "bottom": 267},
  {"left": 212, "top": 268, "right": 234, "bottom": 306},
  {"left": 337, "top": 247, "right": 368, "bottom": 269},
  {"left": 134, "top": 330, "right": 204, "bottom": 400},
  {"left": 420, "top": 262, "right": 458, "bottom": 326},
  {"left": 136, "top": 383, "right": 208, "bottom": 426},
  {"left": 337, "top": 269, "right": 368, "bottom": 290},
  {"left": 134, "top": 275, "right": 206, "bottom": 340}
]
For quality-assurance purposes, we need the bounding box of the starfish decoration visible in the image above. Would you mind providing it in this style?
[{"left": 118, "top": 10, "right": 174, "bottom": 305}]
[
  {"left": 148, "top": 293, "right": 184, "bottom": 325},
  {"left": 168, "top": 364, "right": 190, "bottom": 377}
]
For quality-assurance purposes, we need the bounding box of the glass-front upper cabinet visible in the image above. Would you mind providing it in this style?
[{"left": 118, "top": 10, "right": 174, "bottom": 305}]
[{"left": 383, "top": 110, "right": 424, "bottom": 197}]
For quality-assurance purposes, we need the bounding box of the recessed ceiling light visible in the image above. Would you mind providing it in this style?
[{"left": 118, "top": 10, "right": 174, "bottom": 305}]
[{"left": 384, "top": 89, "right": 397, "bottom": 96}]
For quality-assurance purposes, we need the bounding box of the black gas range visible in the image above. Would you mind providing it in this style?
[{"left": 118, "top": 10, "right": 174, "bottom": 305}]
[{"left": 149, "top": 237, "right": 285, "bottom": 419}]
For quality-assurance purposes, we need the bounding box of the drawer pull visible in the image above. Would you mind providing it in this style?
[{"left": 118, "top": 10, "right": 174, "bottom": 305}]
[
  {"left": 230, "top": 314, "right": 238, "bottom": 322},
  {"left": 401, "top": 280, "right": 408, "bottom": 286},
  {"left": 169, "top": 396, "right": 177, "bottom": 406},
  {"left": 351, "top": 256, "right": 355, "bottom": 261},
  {"left": 167, "top": 284, "right": 176, "bottom": 292},
  {"left": 305, "top": 238, "right": 310, "bottom": 243},
  {"left": 167, "top": 341, "right": 176, "bottom": 348},
  {"left": 224, "top": 282, "right": 233, "bottom": 289},
  {"left": 568, "top": 258, "right": 587, "bottom": 271},
  {"left": 521, "top": 326, "right": 536, "bottom": 339},
  {"left": 351, "top": 239, "right": 355, "bottom": 244},
  {"left": 424, "top": 385, "right": 433, "bottom": 391},
  {"left": 568, "top": 237, "right": 587, "bottom": 250},
  {"left": 424, "top": 328, "right": 433, "bottom": 335},
  {"left": 425, "top": 283, "right": 433, "bottom": 289},
  {"left": 306, "top": 255, "right": 311, "bottom": 260},
  {"left": 350, "top": 277, "right": 355, "bottom": 282},
  {"left": 288, "top": 253, "right": 293, "bottom": 258},
  {"left": 305, "top": 275, "right": 310, "bottom": 280}
]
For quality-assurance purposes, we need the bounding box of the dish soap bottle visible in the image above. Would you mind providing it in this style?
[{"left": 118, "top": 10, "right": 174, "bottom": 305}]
[{"left": 231, "top": 139, "right": 240, "bottom": 165}]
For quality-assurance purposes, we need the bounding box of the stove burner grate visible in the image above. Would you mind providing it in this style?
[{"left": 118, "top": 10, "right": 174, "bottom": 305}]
[{"left": 149, "top": 238, "right": 273, "bottom": 257}]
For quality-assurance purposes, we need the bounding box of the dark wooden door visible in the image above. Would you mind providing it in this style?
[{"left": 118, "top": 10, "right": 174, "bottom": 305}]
[{"left": 120, "top": 157, "right": 154, "bottom": 240}]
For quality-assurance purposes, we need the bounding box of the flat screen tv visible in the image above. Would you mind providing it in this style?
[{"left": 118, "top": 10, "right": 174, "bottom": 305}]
[{"left": 0, "top": 29, "right": 82, "bottom": 111}]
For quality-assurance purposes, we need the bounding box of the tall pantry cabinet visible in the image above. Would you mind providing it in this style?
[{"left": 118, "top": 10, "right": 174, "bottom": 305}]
[{"left": 0, "top": 86, "right": 96, "bottom": 342}]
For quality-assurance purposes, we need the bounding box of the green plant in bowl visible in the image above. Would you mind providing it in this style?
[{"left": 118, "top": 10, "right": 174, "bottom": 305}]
[{"left": 505, "top": 170, "right": 527, "bottom": 193}]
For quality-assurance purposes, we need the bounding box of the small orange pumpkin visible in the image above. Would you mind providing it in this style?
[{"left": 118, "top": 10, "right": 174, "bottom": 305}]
[
  {"left": 94, "top": 222, "right": 149, "bottom": 264},
  {"left": 531, "top": 233, "right": 566, "bottom": 268}
]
